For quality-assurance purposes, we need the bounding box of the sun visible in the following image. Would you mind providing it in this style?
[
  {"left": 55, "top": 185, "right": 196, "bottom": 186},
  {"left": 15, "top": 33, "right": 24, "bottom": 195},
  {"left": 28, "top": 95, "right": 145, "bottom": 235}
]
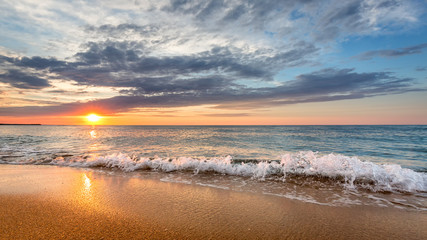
[{"left": 86, "top": 114, "right": 101, "bottom": 123}]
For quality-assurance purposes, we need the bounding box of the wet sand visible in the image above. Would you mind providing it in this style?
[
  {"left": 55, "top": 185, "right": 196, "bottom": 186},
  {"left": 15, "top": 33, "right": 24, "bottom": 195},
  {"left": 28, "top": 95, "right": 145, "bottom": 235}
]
[{"left": 0, "top": 165, "right": 426, "bottom": 239}]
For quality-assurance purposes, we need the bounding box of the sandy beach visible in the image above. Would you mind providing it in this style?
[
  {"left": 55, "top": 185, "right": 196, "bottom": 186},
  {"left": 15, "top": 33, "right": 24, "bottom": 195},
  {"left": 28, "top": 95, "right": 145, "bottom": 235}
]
[{"left": 1, "top": 164, "right": 426, "bottom": 239}]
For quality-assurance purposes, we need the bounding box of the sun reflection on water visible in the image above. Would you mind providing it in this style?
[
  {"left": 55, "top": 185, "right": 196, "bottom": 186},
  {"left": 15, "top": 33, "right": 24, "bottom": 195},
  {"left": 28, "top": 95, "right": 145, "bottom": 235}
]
[
  {"left": 89, "top": 143, "right": 101, "bottom": 152},
  {"left": 87, "top": 128, "right": 109, "bottom": 152},
  {"left": 90, "top": 130, "right": 97, "bottom": 139}
]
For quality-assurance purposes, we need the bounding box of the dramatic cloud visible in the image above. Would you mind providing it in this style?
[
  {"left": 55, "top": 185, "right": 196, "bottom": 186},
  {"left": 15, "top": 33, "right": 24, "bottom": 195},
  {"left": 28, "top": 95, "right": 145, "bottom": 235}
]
[
  {"left": 69, "top": 41, "right": 316, "bottom": 81},
  {"left": 0, "top": 0, "right": 426, "bottom": 119},
  {"left": 0, "top": 68, "right": 421, "bottom": 116},
  {"left": 0, "top": 39, "right": 318, "bottom": 93},
  {"left": 0, "top": 69, "right": 50, "bottom": 89}
]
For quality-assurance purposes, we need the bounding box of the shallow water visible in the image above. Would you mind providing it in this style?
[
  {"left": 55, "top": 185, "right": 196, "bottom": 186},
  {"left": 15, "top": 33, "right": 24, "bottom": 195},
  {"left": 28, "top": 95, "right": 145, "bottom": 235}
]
[{"left": 0, "top": 125, "right": 426, "bottom": 210}]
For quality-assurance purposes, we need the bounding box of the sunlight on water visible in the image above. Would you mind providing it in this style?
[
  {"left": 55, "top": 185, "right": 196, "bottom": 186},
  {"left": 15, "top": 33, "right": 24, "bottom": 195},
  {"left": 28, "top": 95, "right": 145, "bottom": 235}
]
[
  {"left": 90, "top": 130, "right": 97, "bottom": 139},
  {"left": 89, "top": 143, "right": 102, "bottom": 152},
  {"left": 0, "top": 125, "right": 426, "bottom": 169},
  {"left": 0, "top": 125, "right": 426, "bottom": 210}
]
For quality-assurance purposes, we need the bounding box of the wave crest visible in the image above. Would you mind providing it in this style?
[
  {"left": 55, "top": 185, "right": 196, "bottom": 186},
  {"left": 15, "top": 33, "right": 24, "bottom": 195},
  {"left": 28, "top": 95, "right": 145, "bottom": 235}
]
[
  {"left": 38, "top": 151, "right": 426, "bottom": 193},
  {"left": 280, "top": 151, "right": 426, "bottom": 192}
]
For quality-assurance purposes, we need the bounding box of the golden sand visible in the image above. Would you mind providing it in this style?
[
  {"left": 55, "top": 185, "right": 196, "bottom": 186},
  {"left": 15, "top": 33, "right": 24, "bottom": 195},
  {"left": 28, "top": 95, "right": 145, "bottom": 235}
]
[{"left": 0, "top": 165, "right": 426, "bottom": 239}]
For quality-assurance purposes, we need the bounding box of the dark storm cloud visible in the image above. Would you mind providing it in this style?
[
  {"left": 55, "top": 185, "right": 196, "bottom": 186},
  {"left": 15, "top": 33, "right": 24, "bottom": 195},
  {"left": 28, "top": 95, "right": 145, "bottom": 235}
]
[
  {"left": 0, "top": 68, "right": 421, "bottom": 116},
  {"left": 0, "top": 69, "right": 50, "bottom": 89},
  {"left": 357, "top": 43, "right": 427, "bottom": 60}
]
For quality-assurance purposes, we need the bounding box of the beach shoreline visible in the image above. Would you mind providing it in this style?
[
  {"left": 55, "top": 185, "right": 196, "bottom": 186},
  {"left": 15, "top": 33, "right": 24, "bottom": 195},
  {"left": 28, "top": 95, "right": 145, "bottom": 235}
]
[{"left": 1, "top": 164, "right": 426, "bottom": 239}]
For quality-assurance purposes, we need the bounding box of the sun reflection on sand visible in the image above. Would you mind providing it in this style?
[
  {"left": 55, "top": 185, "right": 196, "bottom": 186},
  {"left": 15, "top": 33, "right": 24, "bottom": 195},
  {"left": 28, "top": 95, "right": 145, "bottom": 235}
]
[
  {"left": 81, "top": 173, "right": 93, "bottom": 201},
  {"left": 83, "top": 173, "right": 91, "bottom": 192}
]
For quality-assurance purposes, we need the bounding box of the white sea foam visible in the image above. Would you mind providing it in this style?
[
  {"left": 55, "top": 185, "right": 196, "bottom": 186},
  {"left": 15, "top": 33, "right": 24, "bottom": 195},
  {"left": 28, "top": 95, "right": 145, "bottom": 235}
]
[{"left": 38, "top": 151, "right": 426, "bottom": 193}]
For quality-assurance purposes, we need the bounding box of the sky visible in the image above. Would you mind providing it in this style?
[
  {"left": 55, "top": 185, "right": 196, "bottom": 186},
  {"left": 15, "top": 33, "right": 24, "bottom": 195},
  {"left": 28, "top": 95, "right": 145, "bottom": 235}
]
[{"left": 0, "top": 0, "right": 426, "bottom": 125}]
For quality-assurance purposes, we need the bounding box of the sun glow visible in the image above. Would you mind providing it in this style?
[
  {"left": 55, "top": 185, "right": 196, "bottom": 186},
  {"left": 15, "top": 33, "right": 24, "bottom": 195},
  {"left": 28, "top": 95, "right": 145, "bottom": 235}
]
[{"left": 86, "top": 114, "right": 101, "bottom": 123}]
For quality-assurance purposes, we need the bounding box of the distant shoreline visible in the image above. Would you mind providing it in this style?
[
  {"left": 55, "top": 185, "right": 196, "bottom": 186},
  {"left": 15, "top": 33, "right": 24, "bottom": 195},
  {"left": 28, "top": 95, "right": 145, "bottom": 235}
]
[{"left": 0, "top": 123, "right": 41, "bottom": 125}]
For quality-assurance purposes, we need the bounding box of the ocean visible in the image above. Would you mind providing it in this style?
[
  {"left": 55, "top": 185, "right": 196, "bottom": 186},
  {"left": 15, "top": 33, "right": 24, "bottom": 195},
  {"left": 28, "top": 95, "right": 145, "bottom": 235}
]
[{"left": 1, "top": 125, "right": 426, "bottom": 210}]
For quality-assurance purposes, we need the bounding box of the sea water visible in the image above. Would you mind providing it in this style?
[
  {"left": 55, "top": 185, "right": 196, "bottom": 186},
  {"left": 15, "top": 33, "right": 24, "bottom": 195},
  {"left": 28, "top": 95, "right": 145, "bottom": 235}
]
[{"left": 0, "top": 125, "right": 426, "bottom": 210}]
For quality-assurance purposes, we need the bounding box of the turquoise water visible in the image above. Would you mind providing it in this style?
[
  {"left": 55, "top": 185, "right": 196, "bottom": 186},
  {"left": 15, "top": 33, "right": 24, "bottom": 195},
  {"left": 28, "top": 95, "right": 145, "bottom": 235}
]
[
  {"left": 0, "top": 125, "right": 425, "bottom": 170},
  {"left": 1, "top": 125, "right": 426, "bottom": 209}
]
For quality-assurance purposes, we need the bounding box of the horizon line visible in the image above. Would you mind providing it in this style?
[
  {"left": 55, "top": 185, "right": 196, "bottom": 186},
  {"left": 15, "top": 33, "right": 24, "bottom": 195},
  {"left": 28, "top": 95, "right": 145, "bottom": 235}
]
[{"left": 1, "top": 124, "right": 426, "bottom": 126}]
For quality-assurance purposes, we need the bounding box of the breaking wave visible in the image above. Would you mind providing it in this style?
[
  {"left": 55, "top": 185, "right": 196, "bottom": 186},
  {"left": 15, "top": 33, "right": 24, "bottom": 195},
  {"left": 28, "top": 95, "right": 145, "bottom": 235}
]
[{"left": 3, "top": 151, "right": 426, "bottom": 193}]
